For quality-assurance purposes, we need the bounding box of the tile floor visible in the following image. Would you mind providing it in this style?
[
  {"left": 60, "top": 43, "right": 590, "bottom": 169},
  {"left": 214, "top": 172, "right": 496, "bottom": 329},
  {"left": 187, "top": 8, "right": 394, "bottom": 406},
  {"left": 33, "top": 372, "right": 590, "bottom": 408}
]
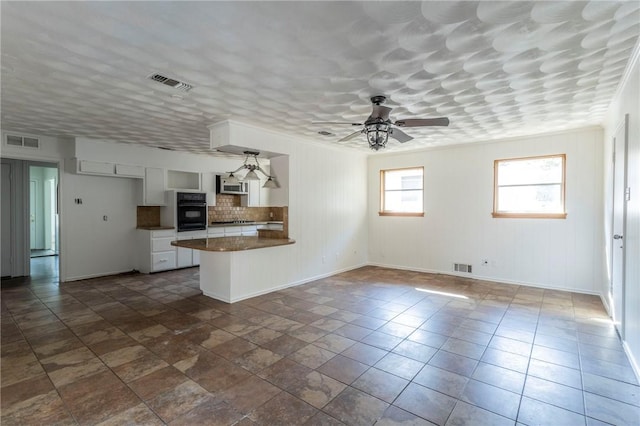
[{"left": 1, "top": 265, "right": 639, "bottom": 425}]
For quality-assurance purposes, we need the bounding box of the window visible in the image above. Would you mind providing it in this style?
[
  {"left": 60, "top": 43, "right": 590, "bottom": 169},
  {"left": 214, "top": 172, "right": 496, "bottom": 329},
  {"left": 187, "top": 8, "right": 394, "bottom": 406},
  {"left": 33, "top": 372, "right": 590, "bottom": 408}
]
[
  {"left": 493, "top": 154, "right": 566, "bottom": 218},
  {"left": 380, "top": 167, "right": 424, "bottom": 216}
]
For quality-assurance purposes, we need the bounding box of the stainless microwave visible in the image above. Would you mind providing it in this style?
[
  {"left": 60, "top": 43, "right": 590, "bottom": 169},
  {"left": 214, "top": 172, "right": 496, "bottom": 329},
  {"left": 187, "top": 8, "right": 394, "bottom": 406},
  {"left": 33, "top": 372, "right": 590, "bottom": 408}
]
[{"left": 216, "top": 175, "right": 248, "bottom": 194}]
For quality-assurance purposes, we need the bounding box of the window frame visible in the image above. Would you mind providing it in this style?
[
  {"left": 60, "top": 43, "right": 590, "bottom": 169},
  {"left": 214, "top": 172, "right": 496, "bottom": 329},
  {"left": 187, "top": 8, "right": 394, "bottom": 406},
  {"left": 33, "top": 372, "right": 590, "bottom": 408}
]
[
  {"left": 379, "top": 166, "right": 425, "bottom": 217},
  {"left": 492, "top": 153, "right": 567, "bottom": 219}
]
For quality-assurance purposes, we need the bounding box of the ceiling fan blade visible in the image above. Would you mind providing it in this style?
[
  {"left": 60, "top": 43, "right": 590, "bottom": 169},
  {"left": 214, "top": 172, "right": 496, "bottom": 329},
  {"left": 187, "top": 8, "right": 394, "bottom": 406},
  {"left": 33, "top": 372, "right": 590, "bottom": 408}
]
[
  {"left": 389, "top": 128, "right": 413, "bottom": 143},
  {"left": 312, "top": 121, "right": 362, "bottom": 126},
  {"left": 338, "top": 130, "right": 362, "bottom": 142},
  {"left": 369, "top": 105, "right": 392, "bottom": 121},
  {"left": 394, "top": 117, "right": 450, "bottom": 127}
]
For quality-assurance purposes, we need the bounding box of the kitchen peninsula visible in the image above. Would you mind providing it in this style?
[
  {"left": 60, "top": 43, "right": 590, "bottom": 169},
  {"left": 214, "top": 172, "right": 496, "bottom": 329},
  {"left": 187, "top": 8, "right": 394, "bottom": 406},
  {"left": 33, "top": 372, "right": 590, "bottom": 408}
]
[{"left": 172, "top": 235, "right": 295, "bottom": 303}]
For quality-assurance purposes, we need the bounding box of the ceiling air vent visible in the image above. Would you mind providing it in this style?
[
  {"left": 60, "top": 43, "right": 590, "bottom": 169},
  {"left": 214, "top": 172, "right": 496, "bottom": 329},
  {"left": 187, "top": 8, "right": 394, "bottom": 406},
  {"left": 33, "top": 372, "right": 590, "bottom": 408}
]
[
  {"left": 148, "top": 73, "right": 193, "bottom": 92},
  {"left": 5, "top": 134, "right": 39, "bottom": 149}
]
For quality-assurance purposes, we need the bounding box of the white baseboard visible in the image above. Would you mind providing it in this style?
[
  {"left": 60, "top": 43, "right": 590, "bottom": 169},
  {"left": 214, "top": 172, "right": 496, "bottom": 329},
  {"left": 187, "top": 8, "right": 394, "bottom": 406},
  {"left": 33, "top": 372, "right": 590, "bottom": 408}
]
[
  {"left": 366, "top": 262, "right": 603, "bottom": 296},
  {"left": 63, "top": 269, "right": 135, "bottom": 282},
  {"left": 623, "top": 340, "right": 640, "bottom": 383}
]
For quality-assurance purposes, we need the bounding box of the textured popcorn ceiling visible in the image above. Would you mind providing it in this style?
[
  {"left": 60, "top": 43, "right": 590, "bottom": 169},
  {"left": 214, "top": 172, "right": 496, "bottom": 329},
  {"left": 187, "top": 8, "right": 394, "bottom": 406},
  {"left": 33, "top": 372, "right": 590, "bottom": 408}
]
[{"left": 1, "top": 1, "right": 639, "bottom": 155}]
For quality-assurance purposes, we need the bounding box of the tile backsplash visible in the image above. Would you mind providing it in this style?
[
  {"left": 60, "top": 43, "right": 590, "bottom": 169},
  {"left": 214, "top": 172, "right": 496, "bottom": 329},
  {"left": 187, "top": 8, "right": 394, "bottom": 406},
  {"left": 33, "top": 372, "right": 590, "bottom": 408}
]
[
  {"left": 208, "top": 194, "right": 285, "bottom": 223},
  {"left": 137, "top": 206, "right": 161, "bottom": 227}
]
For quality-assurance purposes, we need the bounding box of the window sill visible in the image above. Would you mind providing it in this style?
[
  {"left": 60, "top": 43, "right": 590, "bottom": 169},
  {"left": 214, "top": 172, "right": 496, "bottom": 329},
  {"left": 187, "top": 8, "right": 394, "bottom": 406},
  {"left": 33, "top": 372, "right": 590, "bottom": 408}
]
[
  {"left": 379, "top": 212, "right": 424, "bottom": 217},
  {"left": 492, "top": 212, "right": 567, "bottom": 219}
]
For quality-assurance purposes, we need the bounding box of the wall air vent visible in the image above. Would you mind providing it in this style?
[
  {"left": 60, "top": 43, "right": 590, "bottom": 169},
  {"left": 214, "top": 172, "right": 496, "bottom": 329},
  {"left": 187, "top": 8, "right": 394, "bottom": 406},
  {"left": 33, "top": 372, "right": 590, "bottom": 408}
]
[
  {"left": 148, "top": 73, "right": 193, "bottom": 92},
  {"left": 5, "top": 134, "right": 40, "bottom": 149},
  {"left": 454, "top": 263, "right": 472, "bottom": 273}
]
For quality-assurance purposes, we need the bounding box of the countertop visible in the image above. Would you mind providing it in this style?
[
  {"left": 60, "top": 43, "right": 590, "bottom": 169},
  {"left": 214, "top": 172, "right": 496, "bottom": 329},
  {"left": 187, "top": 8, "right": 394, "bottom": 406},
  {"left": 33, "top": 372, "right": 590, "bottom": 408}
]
[{"left": 171, "top": 236, "right": 295, "bottom": 252}]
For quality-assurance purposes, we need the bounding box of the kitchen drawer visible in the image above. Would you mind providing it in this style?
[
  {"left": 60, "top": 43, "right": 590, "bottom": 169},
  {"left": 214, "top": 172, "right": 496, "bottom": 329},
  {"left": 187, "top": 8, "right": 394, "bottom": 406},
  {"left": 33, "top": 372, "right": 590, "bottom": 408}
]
[
  {"left": 152, "top": 251, "right": 176, "bottom": 271},
  {"left": 152, "top": 237, "right": 175, "bottom": 252},
  {"left": 208, "top": 228, "right": 225, "bottom": 237},
  {"left": 241, "top": 225, "right": 257, "bottom": 233},
  {"left": 178, "top": 230, "right": 207, "bottom": 239},
  {"left": 151, "top": 229, "right": 175, "bottom": 238}
]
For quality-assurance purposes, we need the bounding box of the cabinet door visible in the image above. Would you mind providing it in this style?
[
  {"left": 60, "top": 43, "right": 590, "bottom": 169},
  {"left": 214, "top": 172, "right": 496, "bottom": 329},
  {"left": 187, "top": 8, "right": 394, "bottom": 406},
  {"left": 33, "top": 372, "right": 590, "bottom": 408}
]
[
  {"left": 144, "top": 168, "right": 166, "bottom": 205},
  {"left": 80, "top": 160, "right": 115, "bottom": 175},
  {"left": 241, "top": 180, "right": 261, "bottom": 207},
  {"left": 177, "top": 246, "right": 193, "bottom": 268},
  {"left": 115, "top": 164, "right": 145, "bottom": 178},
  {"left": 201, "top": 172, "right": 216, "bottom": 206}
]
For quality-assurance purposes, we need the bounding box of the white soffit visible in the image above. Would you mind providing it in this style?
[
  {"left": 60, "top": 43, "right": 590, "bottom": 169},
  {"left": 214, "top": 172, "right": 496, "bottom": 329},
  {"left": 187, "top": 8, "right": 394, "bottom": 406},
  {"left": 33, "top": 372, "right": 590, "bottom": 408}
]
[{"left": 1, "top": 1, "right": 638, "bottom": 155}]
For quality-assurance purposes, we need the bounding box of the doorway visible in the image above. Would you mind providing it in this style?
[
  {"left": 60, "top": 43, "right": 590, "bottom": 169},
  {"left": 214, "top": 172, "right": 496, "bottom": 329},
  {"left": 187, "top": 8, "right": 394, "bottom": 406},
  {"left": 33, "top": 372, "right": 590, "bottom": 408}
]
[
  {"left": 28, "top": 165, "right": 59, "bottom": 281},
  {"left": 610, "top": 114, "right": 628, "bottom": 338}
]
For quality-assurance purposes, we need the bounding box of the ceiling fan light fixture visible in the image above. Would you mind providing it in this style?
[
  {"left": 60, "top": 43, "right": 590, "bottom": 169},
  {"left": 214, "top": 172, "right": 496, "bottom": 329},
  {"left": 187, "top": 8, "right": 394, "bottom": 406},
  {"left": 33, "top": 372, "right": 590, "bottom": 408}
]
[{"left": 366, "top": 122, "right": 390, "bottom": 151}]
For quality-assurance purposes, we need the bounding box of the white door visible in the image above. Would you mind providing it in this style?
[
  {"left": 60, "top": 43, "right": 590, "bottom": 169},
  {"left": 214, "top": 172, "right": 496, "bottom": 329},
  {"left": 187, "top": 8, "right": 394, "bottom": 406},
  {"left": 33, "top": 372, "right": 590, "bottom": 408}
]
[
  {"left": 30, "top": 180, "right": 37, "bottom": 249},
  {"left": 1, "top": 163, "right": 12, "bottom": 277},
  {"left": 611, "top": 115, "right": 628, "bottom": 338}
]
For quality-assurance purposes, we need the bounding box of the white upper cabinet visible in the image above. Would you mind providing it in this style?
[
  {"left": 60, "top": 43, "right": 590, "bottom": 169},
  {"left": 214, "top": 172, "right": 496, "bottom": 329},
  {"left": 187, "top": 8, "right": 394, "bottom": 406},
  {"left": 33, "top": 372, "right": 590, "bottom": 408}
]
[
  {"left": 115, "top": 164, "right": 145, "bottom": 178},
  {"left": 201, "top": 172, "right": 217, "bottom": 206},
  {"left": 241, "top": 180, "right": 263, "bottom": 207},
  {"left": 141, "top": 167, "right": 166, "bottom": 206}
]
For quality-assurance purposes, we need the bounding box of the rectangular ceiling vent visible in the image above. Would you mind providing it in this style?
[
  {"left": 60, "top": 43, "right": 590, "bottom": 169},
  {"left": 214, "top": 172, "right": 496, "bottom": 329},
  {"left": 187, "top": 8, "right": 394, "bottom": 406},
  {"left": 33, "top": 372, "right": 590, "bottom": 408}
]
[
  {"left": 5, "top": 134, "right": 40, "bottom": 149},
  {"left": 148, "top": 73, "right": 193, "bottom": 92},
  {"left": 454, "top": 263, "right": 472, "bottom": 274}
]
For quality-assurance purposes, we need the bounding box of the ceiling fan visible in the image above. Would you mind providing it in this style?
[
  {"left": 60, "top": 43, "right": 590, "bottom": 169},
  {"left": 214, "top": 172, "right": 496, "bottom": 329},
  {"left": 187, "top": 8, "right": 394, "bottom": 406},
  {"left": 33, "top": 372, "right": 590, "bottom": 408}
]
[{"left": 315, "top": 95, "right": 449, "bottom": 151}]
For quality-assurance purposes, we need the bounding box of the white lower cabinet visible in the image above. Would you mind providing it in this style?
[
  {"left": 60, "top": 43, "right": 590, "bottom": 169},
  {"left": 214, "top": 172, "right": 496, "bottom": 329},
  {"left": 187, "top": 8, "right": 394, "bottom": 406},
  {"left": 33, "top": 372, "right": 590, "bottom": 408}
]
[
  {"left": 176, "top": 230, "right": 206, "bottom": 268},
  {"left": 136, "top": 229, "right": 176, "bottom": 273},
  {"left": 207, "top": 225, "right": 259, "bottom": 237}
]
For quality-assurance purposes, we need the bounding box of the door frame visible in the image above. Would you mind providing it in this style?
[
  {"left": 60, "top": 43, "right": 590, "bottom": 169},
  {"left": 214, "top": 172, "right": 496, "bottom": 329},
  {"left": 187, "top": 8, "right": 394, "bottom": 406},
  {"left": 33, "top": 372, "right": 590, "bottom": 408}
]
[{"left": 610, "top": 114, "right": 628, "bottom": 338}]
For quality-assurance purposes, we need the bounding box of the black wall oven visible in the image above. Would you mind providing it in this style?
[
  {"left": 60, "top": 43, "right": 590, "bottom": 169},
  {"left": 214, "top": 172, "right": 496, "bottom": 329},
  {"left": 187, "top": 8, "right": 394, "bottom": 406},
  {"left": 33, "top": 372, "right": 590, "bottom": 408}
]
[{"left": 176, "top": 192, "right": 207, "bottom": 232}]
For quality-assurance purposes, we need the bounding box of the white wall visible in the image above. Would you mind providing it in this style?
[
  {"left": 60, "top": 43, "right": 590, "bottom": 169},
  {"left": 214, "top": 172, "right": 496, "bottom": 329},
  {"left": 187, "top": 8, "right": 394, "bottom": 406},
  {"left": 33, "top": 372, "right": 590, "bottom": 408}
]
[
  {"left": 603, "top": 45, "right": 639, "bottom": 378},
  {"left": 62, "top": 173, "right": 138, "bottom": 280},
  {"left": 368, "top": 127, "right": 604, "bottom": 294}
]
